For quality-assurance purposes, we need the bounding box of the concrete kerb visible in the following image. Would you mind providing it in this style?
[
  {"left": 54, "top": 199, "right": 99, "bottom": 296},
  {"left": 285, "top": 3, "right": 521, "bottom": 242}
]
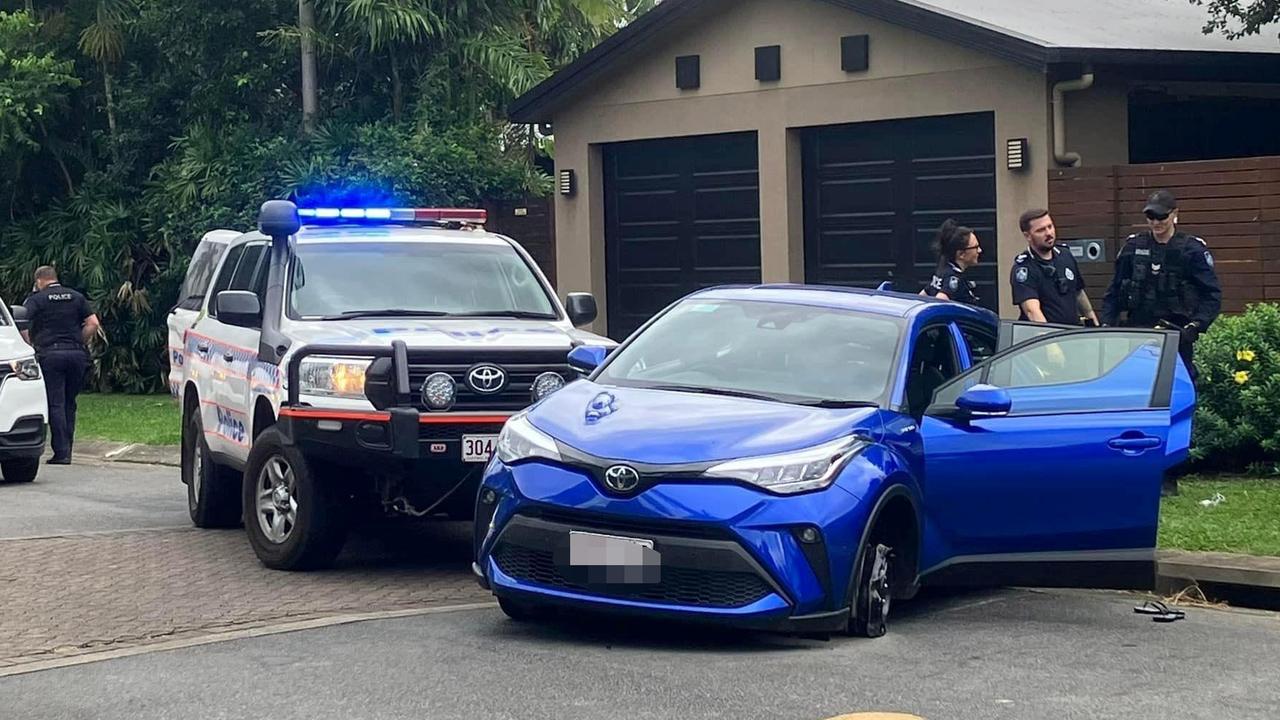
[
  {"left": 1156, "top": 550, "right": 1280, "bottom": 610},
  {"left": 57, "top": 439, "right": 180, "bottom": 467}
]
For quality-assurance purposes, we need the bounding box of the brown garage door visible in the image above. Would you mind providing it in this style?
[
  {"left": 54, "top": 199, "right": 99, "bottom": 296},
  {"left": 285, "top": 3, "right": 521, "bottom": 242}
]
[
  {"left": 802, "top": 112, "right": 998, "bottom": 309},
  {"left": 604, "top": 132, "right": 762, "bottom": 340}
]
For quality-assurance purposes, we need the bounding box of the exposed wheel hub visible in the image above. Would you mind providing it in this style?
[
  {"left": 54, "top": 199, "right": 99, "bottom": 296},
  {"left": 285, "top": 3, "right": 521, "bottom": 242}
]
[{"left": 256, "top": 455, "right": 298, "bottom": 545}]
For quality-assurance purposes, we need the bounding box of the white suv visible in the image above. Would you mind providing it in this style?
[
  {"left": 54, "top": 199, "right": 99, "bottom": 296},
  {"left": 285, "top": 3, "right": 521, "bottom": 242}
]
[
  {"left": 171, "top": 202, "right": 613, "bottom": 570},
  {"left": 0, "top": 298, "right": 48, "bottom": 483}
]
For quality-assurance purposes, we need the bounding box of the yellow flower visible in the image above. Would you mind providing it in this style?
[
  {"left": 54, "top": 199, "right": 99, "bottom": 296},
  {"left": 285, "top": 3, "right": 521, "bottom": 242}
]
[
  {"left": 1234, "top": 371, "right": 1250, "bottom": 385},
  {"left": 1237, "top": 349, "right": 1257, "bottom": 362}
]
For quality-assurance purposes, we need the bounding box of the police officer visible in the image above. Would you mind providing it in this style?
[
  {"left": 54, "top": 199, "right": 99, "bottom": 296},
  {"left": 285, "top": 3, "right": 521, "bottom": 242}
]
[
  {"left": 921, "top": 218, "right": 983, "bottom": 305},
  {"left": 1101, "top": 190, "right": 1222, "bottom": 383},
  {"left": 21, "top": 266, "right": 100, "bottom": 465},
  {"left": 1010, "top": 209, "right": 1100, "bottom": 326}
]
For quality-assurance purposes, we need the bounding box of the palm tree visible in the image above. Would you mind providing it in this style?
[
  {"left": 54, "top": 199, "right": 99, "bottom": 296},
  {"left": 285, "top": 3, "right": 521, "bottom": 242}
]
[
  {"left": 300, "top": 0, "right": 319, "bottom": 133},
  {"left": 329, "top": 0, "right": 440, "bottom": 122},
  {"left": 78, "top": 0, "right": 132, "bottom": 146}
]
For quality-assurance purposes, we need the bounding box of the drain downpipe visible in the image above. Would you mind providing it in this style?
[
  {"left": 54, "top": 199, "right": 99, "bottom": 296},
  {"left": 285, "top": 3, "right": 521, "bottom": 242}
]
[{"left": 1052, "top": 70, "right": 1095, "bottom": 167}]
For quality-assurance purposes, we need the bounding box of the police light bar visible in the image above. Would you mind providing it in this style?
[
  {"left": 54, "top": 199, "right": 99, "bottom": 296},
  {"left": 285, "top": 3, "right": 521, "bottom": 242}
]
[{"left": 297, "top": 207, "right": 487, "bottom": 224}]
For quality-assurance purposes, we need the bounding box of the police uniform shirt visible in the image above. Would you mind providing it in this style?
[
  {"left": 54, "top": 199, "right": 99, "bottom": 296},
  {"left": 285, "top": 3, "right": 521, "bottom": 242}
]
[
  {"left": 1100, "top": 231, "right": 1222, "bottom": 329},
  {"left": 924, "top": 262, "right": 980, "bottom": 305},
  {"left": 1010, "top": 247, "right": 1085, "bottom": 326},
  {"left": 23, "top": 283, "right": 93, "bottom": 353}
]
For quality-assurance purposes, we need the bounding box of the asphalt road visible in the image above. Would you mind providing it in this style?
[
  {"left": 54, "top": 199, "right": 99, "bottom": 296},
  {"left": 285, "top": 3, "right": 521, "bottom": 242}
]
[
  {"left": 2, "top": 586, "right": 1277, "bottom": 720},
  {"left": 0, "top": 460, "right": 187, "bottom": 539}
]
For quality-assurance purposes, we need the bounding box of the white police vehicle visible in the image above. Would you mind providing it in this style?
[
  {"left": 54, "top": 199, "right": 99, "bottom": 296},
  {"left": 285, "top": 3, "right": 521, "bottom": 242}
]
[
  {"left": 170, "top": 201, "right": 612, "bottom": 570},
  {"left": 0, "top": 298, "right": 47, "bottom": 483}
]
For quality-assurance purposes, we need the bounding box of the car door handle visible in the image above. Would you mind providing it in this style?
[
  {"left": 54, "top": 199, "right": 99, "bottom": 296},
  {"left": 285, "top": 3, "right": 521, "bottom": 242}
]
[
  {"left": 1108, "top": 435, "right": 1162, "bottom": 453},
  {"left": 196, "top": 343, "right": 210, "bottom": 353},
  {"left": 223, "top": 352, "right": 236, "bottom": 363}
]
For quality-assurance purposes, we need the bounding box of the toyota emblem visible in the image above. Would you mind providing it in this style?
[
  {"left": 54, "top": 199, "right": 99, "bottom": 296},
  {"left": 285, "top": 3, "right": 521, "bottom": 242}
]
[
  {"left": 466, "top": 364, "right": 507, "bottom": 394},
  {"left": 603, "top": 465, "right": 641, "bottom": 493}
]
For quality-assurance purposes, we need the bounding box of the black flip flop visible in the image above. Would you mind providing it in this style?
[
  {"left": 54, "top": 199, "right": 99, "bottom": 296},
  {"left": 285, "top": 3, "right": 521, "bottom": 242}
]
[{"left": 1134, "top": 600, "right": 1185, "bottom": 621}]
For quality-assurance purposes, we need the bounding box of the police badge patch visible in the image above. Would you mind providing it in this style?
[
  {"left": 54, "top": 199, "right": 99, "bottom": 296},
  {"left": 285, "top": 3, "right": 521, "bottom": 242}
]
[
  {"left": 1205, "top": 251, "right": 1214, "bottom": 267},
  {"left": 1016, "top": 267, "right": 1029, "bottom": 283},
  {"left": 1065, "top": 267, "right": 1075, "bottom": 281},
  {"left": 947, "top": 275, "right": 960, "bottom": 292}
]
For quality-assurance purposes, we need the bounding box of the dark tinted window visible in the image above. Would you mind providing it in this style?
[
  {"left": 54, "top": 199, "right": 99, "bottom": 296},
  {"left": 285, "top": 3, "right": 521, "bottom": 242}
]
[
  {"left": 231, "top": 244, "right": 266, "bottom": 291},
  {"left": 207, "top": 245, "right": 246, "bottom": 319},
  {"left": 959, "top": 324, "right": 998, "bottom": 364},
  {"left": 178, "top": 240, "right": 229, "bottom": 311}
]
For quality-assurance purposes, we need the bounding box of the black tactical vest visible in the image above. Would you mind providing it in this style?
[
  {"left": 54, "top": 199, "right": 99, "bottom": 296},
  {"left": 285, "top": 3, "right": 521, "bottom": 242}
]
[{"left": 1120, "top": 233, "right": 1193, "bottom": 324}]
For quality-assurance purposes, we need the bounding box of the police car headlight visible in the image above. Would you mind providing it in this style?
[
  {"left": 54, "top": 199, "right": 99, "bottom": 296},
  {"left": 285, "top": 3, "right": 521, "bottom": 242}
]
[
  {"left": 495, "top": 413, "right": 562, "bottom": 465},
  {"left": 703, "top": 436, "right": 868, "bottom": 495},
  {"left": 298, "top": 357, "right": 372, "bottom": 399},
  {"left": 531, "top": 372, "right": 566, "bottom": 401},
  {"left": 8, "top": 357, "right": 41, "bottom": 381}
]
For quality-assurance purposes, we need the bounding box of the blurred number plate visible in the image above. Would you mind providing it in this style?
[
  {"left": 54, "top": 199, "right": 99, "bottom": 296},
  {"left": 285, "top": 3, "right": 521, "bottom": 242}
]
[
  {"left": 462, "top": 434, "right": 497, "bottom": 462},
  {"left": 569, "top": 531, "right": 656, "bottom": 566}
]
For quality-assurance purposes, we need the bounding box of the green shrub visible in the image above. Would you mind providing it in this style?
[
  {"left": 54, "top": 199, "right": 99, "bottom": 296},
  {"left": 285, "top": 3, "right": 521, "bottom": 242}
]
[{"left": 1191, "top": 302, "right": 1280, "bottom": 469}]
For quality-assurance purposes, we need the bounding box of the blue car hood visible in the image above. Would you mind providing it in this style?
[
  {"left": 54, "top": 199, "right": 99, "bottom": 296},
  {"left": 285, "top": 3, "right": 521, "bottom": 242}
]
[{"left": 527, "top": 381, "right": 879, "bottom": 465}]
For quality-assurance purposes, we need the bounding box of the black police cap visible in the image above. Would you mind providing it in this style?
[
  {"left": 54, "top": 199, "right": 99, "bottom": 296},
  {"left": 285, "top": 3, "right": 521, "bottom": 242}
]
[{"left": 1143, "top": 190, "right": 1177, "bottom": 216}]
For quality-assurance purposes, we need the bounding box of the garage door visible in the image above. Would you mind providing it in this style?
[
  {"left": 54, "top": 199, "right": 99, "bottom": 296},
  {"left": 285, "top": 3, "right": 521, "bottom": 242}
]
[
  {"left": 802, "top": 112, "right": 997, "bottom": 309},
  {"left": 604, "top": 132, "right": 761, "bottom": 340}
]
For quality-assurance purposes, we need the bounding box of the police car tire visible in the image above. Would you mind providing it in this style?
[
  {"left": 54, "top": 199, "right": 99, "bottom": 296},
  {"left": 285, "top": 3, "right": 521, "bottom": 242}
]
[
  {"left": 242, "top": 428, "right": 347, "bottom": 571},
  {"left": 183, "top": 409, "right": 241, "bottom": 528},
  {"left": 1, "top": 458, "right": 38, "bottom": 484}
]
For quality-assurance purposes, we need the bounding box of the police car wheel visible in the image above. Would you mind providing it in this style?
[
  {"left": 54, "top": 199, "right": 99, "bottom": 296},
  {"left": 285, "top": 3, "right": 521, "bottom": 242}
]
[
  {"left": 0, "top": 458, "right": 38, "bottom": 484},
  {"left": 183, "top": 408, "right": 241, "bottom": 528},
  {"left": 242, "top": 428, "right": 347, "bottom": 571},
  {"left": 849, "top": 541, "right": 894, "bottom": 639}
]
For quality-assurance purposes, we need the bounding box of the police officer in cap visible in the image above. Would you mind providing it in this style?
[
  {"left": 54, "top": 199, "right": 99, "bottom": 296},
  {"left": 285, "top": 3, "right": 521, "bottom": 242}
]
[
  {"left": 21, "top": 266, "right": 100, "bottom": 465},
  {"left": 1011, "top": 209, "right": 1100, "bottom": 326},
  {"left": 1101, "top": 190, "right": 1222, "bottom": 382}
]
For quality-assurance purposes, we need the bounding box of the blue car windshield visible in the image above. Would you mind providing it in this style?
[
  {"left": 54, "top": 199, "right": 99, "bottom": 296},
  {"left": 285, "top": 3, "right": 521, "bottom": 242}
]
[
  {"left": 288, "top": 240, "right": 557, "bottom": 320},
  {"left": 597, "top": 299, "right": 904, "bottom": 406}
]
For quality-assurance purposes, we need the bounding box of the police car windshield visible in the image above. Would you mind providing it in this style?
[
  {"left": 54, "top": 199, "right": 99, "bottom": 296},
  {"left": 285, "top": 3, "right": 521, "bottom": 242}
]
[
  {"left": 288, "top": 240, "right": 558, "bottom": 320},
  {"left": 596, "top": 299, "right": 903, "bottom": 407}
]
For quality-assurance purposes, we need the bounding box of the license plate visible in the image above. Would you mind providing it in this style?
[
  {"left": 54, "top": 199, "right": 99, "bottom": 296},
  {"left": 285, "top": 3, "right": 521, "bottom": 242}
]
[
  {"left": 568, "top": 531, "right": 660, "bottom": 585},
  {"left": 461, "top": 434, "right": 497, "bottom": 463}
]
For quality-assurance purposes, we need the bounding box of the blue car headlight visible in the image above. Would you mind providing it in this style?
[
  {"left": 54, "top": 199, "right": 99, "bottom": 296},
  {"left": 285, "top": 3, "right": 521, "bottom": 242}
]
[
  {"left": 703, "top": 436, "right": 868, "bottom": 494},
  {"left": 495, "top": 413, "right": 563, "bottom": 464}
]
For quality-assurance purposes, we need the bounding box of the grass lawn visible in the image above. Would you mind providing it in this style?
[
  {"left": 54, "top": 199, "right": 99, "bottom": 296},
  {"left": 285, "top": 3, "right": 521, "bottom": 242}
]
[
  {"left": 1160, "top": 478, "right": 1280, "bottom": 557},
  {"left": 76, "top": 393, "right": 181, "bottom": 446}
]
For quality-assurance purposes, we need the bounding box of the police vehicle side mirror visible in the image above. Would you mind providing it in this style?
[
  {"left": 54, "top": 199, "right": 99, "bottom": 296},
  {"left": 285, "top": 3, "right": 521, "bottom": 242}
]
[
  {"left": 10, "top": 305, "right": 29, "bottom": 333},
  {"left": 955, "top": 384, "right": 1012, "bottom": 418},
  {"left": 216, "top": 291, "right": 262, "bottom": 328},
  {"left": 568, "top": 345, "right": 608, "bottom": 374},
  {"left": 566, "top": 293, "right": 597, "bottom": 328}
]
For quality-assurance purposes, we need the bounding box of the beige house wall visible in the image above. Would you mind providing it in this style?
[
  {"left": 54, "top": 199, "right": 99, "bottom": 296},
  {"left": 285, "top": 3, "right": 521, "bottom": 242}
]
[{"left": 548, "top": 0, "right": 1127, "bottom": 333}]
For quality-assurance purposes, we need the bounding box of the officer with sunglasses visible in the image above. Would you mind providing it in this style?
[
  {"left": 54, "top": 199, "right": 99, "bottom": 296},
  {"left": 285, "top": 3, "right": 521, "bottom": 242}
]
[{"left": 1101, "top": 190, "right": 1222, "bottom": 383}]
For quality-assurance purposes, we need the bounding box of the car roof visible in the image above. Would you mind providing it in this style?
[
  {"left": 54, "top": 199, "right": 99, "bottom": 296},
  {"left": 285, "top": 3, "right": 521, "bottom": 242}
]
[
  {"left": 689, "top": 283, "right": 999, "bottom": 322},
  {"left": 229, "top": 223, "right": 515, "bottom": 248}
]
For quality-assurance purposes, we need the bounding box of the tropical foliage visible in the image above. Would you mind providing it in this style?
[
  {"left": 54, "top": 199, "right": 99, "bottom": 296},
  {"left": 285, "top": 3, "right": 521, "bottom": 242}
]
[
  {"left": 1191, "top": 303, "right": 1280, "bottom": 471},
  {"left": 0, "top": 0, "right": 652, "bottom": 392}
]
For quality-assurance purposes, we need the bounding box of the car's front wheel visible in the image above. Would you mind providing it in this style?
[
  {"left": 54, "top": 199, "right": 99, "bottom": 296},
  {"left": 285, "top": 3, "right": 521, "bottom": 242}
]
[
  {"left": 183, "top": 408, "right": 241, "bottom": 528},
  {"left": 849, "top": 540, "right": 894, "bottom": 638},
  {"left": 0, "top": 458, "right": 38, "bottom": 484},
  {"left": 242, "top": 428, "right": 347, "bottom": 571}
]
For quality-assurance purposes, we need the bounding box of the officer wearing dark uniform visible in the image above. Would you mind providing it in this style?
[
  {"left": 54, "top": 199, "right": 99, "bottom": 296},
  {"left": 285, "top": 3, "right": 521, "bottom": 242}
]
[
  {"left": 21, "top": 266, "right": 99, "bottom": 465},
  {"left": 922, "top": 218, "right": 983, "bottom": 305},
  {"left": 1010, "top": 209, "right": 1099, "bottom": 326},
  {"left": 1101, "top": 190, "right": 1222, "bottom": 383}
]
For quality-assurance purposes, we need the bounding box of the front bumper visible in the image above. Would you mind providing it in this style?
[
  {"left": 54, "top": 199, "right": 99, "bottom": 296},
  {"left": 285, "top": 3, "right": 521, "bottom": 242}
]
[
  {"left": 0, "top": 416, "right": 47, "bottom": 460},
  {"left": 474, "top": 460, "right": 874, "bottom": 633}
]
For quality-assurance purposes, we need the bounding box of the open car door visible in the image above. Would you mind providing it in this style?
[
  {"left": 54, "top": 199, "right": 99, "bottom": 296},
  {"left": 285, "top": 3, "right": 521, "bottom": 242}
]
[{"left": 916, "top": 327, "right": 1194, "bottom": 591}]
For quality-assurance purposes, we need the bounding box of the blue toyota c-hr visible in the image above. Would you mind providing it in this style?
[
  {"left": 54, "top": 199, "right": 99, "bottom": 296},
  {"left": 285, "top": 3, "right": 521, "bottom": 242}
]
[{"left": 472, "top": 284, "right": 1194, "bottom": 636}]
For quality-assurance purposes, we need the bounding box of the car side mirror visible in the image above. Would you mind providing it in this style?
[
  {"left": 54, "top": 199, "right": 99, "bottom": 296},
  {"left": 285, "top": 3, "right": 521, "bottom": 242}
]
[
  {"left": 10, "top": 305, "right": 29, "bottom": 333},
  {"left": 955, "top": 384, "right": 1012, "bottom": 417},
  {"left": 216, "top": 290, "right": 262, "bottom": 328},
  {"left": 568, "top": 345, "right": 608, "bottom": 374},
  {"left": 565, "top": 292, "right": 598, "bottom": 328}
]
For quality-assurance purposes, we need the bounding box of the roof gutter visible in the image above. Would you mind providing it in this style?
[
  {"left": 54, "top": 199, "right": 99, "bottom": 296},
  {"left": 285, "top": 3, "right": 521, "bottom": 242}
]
[{"left": 1052, "top": 70, "right": 1094, "bottom": 167}]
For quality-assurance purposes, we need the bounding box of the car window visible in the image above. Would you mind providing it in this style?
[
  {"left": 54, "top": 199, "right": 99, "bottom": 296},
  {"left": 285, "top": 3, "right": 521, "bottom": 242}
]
[
  {"left": 959, "top": 324, "right": 997, "bottom": 364},
  {"left": 936, "top": 332, "right": 1167, "bottom": 415},
  {"left": 207, "top": 244, "right": 247, "bottom": 319},
  {"left": 905, "top": 325, "right": 959, "bottom": 416},
  {"left": 288, "top": 240, "right": 557, "bottom": 319},
  {"left": 230, "top": 244, "right": 266, "bottom": 291},
  {"left": 178, "top": 240, "right": 229, "bottom": 311},
  {"left": 596, "top": 299, "right": 904, "bottom": 407}
]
